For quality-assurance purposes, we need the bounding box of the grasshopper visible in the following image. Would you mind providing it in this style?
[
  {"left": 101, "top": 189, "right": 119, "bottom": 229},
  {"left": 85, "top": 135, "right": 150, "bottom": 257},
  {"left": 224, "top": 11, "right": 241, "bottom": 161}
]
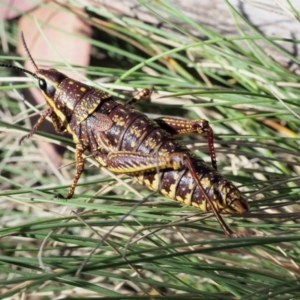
[{"left": 1, "top": 34, "right": 249, "bottom": 236}]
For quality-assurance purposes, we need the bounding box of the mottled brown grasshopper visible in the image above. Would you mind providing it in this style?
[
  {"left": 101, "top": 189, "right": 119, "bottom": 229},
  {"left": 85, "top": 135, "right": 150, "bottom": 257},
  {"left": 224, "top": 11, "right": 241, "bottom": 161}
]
[{"left": 1, "top": 34, "right": 249, "bottom": 236}]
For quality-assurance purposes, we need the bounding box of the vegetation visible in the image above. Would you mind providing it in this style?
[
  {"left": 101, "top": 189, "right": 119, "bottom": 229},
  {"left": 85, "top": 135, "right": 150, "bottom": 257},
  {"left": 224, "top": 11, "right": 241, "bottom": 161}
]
[{"left": 0, "top": 0, "right": 300, "bottom": 298}]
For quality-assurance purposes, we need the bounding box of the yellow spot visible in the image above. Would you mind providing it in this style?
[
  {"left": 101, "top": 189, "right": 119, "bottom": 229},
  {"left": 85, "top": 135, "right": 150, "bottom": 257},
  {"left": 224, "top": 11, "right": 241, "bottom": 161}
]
[
  {"left": 182, "top": 193, "right": 192, "bottom": 206},
  {"left": 69, "top": 81, "right": 74, "bottom": 84},
  {"left": 171, "top": 184, "right": 177, "bottom": 198},
  {"left": 131, "top": 141, "right": 136, "bottom": 148},
  {"left": 150, "top": 174, "right": 159, "bottom": 190},
  {"left": 172, "top": 161, "right": 182, "bottom": 170},
  {"left": 144, "top": 179, "right": 152, "bottom": 189},
  {"left": 80, "top": 87, "right": 86, "bottom": 92},
  {"left": 145, "top": 138, "right": 157, "bottom": 149},
  {"left": 130, "top": 126, "right": 142, "bottom": 137},
  {"left": 176, "top": 196, "right": 183, "bottom": 203},
  {"left": 159, "top": 148, "right": 169, "bottom": 154},
  {"left": 193, "top": 201, "right": 206, "bottom": 211},
  {"left": 201, "top": 177, "right": 210, "bottom": 187},
  {"left": 66, "top": 101, "right": 74, "bottom": 110},
  {"left": 161, "top": 189, "right": 168, "bottom": 197},
  {"left": 162, "top": 184, "right": 176, "bottom": 198},
  {"left": 112, "top": 116, "right": 125, "bottom": 126}
]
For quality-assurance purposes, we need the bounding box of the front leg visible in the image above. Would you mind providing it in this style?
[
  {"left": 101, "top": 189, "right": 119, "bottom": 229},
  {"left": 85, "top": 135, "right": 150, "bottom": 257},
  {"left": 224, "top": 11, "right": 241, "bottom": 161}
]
[
  {"left": 49, "top": 111, "right": 66, "bottom": 133},
  {"left": 19, "top": 108, "right": 52, "bottom": 144},
  {"left": 19, "top": 108, "right": 66, "bottom": 144},
  {"left": 18, "top": 108, "right": 86, "bottom": 199},
  {"left": 155, "top": 117, "right": 217, "bottom": 171}
]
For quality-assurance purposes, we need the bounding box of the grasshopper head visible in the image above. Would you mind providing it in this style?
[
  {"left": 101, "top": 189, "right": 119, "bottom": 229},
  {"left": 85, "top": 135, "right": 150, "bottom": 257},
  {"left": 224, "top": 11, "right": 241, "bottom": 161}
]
[
  {"left": 35, "top": 68, "right": 67, "bottom": 106},
  {"left": 0, "top": 33, "right": 80, "bottom": 135},
  {"left": 0, "top": 32, "right": 68, "bottom": 109},
  {"left": 0, "top": 33, "right": 111, "bottom": 135}
]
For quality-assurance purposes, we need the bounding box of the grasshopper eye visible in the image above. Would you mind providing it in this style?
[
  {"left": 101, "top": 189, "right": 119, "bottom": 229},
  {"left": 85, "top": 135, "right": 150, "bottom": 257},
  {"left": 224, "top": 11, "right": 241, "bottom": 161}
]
[
  {"left": 39, "top": 78, "right": 56, "bottom": 97},
  {"left": 38, "top": 78, "right": 46, "bottom": 90}
]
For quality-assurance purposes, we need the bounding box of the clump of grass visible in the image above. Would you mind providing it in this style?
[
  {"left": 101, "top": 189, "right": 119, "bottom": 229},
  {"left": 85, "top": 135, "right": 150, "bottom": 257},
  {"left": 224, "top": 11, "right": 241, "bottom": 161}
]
[{"left": 0, "top": 0, "right": 300, "bottom": 298}]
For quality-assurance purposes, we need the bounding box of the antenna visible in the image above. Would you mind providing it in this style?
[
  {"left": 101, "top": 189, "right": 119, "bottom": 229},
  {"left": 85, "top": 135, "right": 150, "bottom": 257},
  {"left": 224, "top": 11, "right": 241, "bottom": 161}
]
[
  {"left": 0, "top": 63, "right": 36, "bottom": 77},
  {"left": 20, "top": 31, "right": 39, "bottom": 71},
  {"left": 0, "top": 32, "right": 38, "bottom": 78}
]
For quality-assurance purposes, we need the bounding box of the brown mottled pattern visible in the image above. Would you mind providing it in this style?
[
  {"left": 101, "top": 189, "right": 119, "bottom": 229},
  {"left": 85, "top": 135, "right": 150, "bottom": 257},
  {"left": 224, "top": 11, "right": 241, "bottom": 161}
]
[
  {"left": 80, "top": 99, "right": 243, "bottom": 213},
  {"left": 35, "top": 67, "right": 248, "bottom": 216},
  {"left": 17, "top": 64, "right": 250, "bottom": 235}
]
